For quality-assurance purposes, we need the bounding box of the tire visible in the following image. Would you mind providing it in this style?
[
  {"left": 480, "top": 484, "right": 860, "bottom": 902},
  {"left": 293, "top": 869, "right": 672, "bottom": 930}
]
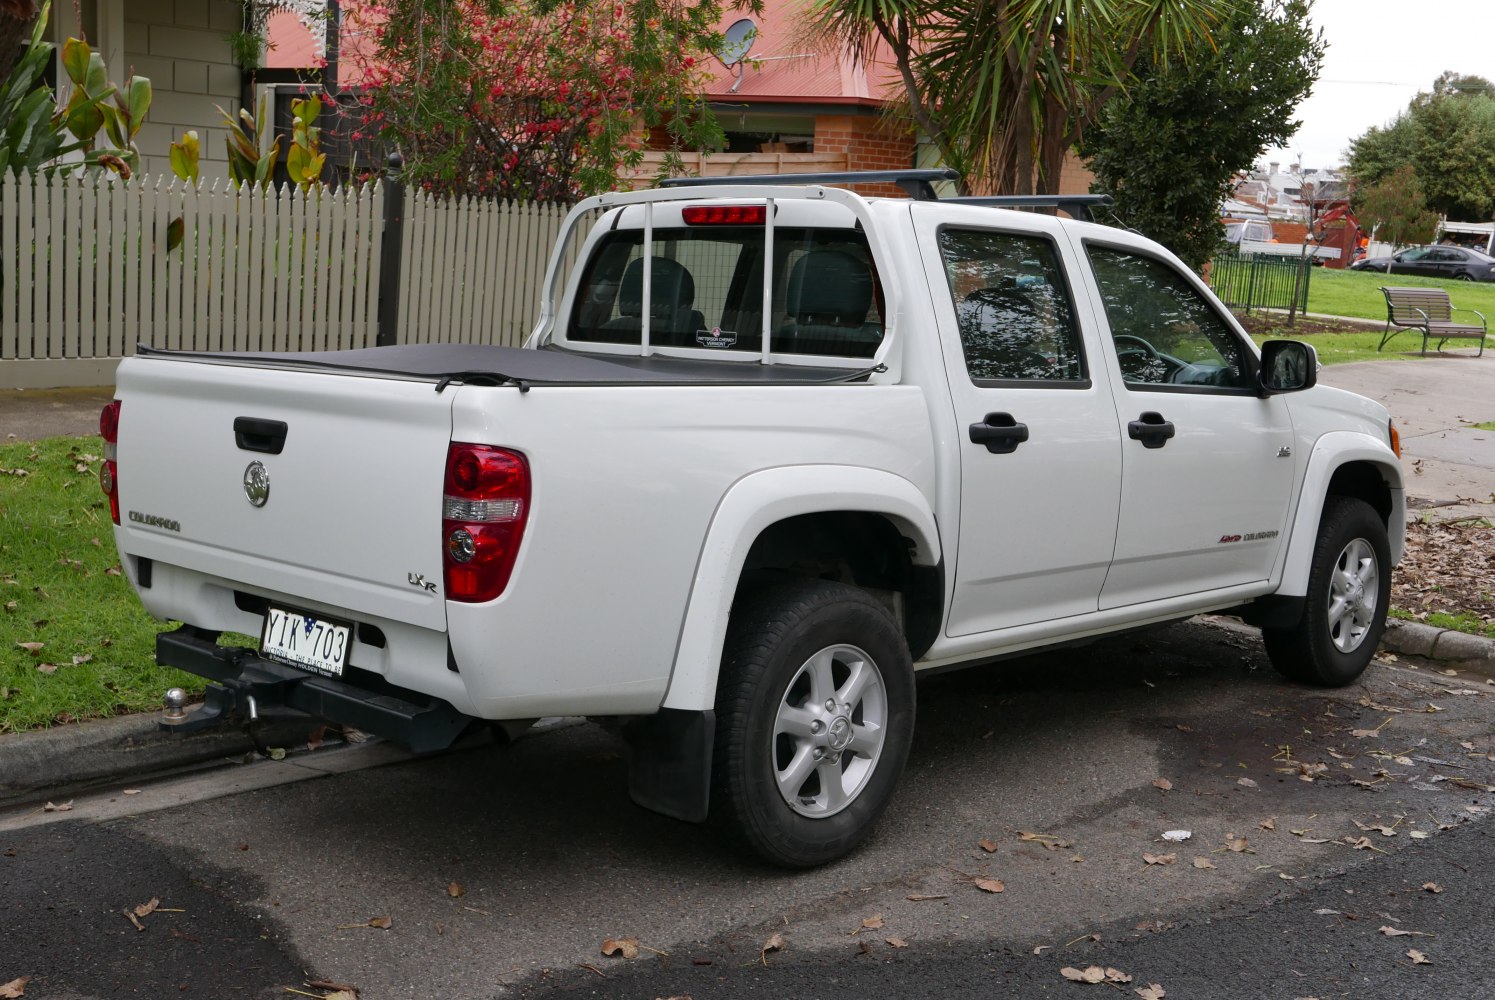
[
  {"left": 711, "top": 579, "right": 915, "bottom": 868},
  {"left": 1263, "top": 496, "right": 1391, "bottom": 686},
  {"left": 1456, "top": 273, "right": 1475, "bottom": 281}
]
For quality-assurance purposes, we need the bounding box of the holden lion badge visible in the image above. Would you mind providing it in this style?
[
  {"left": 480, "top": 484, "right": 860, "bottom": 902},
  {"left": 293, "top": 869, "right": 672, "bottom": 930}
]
[{"left": 243, "top": 461, "right": 271, "bottom": 508}]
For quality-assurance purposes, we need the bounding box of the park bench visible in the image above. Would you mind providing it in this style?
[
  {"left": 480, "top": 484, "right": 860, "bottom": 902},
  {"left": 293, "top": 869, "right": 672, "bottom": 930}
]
[{"left": 1377, "top": 286, "right": 1487, "bottom": 357}]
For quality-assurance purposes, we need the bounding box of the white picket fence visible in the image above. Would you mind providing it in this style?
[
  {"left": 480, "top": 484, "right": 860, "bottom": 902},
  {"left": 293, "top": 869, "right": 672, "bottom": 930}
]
[{"left": 0, "top": 172, "right": 576, "bottom": 388}]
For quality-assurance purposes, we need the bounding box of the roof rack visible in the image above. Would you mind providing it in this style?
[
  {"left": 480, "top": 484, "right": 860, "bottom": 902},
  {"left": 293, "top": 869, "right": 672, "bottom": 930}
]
[
  {"left": 658, "top": 168, "right": 959, "bottom": 202},
  {"left": 945, "top": 194, "right": 1113, "bottom": 223},
  {"left": 655, "top": 170, "right": 1114, "bottom": 221}
]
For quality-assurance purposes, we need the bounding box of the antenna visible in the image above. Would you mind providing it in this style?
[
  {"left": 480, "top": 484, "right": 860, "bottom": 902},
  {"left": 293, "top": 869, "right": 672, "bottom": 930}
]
[{"left": 715, "top": 18, "right": 757, "bottom": 93}]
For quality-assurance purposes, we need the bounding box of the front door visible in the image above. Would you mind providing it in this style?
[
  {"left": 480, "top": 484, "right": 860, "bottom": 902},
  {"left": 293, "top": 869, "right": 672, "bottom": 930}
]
[
  {"left": 1072, "top": 241, "right": 1297, "bottom": 610},
  {"left": 915, "top": 211, "right": 1123, "bottom": 636}
]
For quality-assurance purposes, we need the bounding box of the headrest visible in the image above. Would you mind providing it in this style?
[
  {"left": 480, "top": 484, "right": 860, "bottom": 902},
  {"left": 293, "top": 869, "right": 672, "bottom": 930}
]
[
  {"left": 617, "top": 257, "right": 695, "bottom": 319},
  {"left": 785, "top": 250, "right": 873, "bottom": 325}
]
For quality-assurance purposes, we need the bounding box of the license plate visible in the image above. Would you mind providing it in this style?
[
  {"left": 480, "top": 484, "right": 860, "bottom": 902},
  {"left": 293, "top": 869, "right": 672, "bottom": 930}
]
[{"left": 260, "top": 606, "right": 352, "bottom": 677}]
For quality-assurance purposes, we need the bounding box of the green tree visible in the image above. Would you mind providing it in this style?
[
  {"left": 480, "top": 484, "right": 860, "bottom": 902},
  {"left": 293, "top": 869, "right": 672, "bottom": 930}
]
[
  {"left": 1346, "top": 72, "right": 1495, "bottom": 223},
  {"left": 809, "top": 0, "right": 1227, "bottom": 195},
  {"left": 1354, "top": 164, "right": 1438, "bottom": 247},
  {"left": 354, "top": 0, "right": 739, "bottom": 201},
  {"left": 1079, "top": 0, "right": 1324, "bottom": 270}
]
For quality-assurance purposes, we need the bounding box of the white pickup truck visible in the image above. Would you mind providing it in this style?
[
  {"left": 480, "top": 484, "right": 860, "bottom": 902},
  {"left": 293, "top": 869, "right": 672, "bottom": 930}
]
[{"left": 104, "top": 170, "right": 1404, "bottom": 867}]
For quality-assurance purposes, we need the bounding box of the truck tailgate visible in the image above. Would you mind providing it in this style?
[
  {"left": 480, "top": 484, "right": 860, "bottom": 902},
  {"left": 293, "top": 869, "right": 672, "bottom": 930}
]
[{"left": 114, "top": 358, "right": 453, "bottom": 631}]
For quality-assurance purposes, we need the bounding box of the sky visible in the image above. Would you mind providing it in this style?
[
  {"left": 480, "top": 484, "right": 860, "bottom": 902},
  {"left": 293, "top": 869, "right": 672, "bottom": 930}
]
[{"left": 1259, "top": 0, "right": 1495, "bottom": 172}]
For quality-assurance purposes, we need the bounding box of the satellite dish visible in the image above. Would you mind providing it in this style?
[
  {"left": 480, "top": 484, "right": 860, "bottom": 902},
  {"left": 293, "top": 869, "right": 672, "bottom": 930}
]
[{"left": 716, "top": 18, "right": 757, "bottom": 67}]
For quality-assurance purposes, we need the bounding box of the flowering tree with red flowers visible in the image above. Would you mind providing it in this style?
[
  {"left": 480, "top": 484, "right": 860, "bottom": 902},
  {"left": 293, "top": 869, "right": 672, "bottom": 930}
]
[{"left": 349, "top": 0, "right": 733, "bottom": 201}]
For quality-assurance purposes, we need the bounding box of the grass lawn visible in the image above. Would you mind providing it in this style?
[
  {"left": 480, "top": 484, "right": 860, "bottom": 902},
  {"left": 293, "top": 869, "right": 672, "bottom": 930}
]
[
  {"left": 1306, "top": 266, "right": 1495, "bottom": 324},
  {"left": 0, "top": 435, "right": 203, "bottom": 733},
  {"left": 1236, "top": 314, "right": 1406, "bottom": 365}
]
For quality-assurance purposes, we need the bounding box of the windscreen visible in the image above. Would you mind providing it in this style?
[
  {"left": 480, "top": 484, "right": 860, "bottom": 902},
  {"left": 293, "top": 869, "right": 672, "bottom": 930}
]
[{"left": 567, "top": 226, "right": 884, "bottom": 358}]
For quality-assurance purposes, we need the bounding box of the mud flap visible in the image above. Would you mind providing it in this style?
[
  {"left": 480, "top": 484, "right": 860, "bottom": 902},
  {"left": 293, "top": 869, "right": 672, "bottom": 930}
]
[{"left": 622, "top": 708, "right": 715, "bottom": 823}]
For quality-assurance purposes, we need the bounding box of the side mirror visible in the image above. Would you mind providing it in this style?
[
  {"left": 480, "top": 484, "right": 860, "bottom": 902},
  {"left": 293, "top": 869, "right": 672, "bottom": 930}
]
[{"left": 1258, "top": 340, "right": 1317, "bottom": 395}]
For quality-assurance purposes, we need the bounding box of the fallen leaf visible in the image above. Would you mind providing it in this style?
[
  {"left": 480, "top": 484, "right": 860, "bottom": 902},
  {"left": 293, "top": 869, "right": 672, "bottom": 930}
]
[
  {"left": 1237, "top": 777, "right": 1258, "bottom": 788},
  {"left": 1160, "top": 830, "right": 1191, "bottom": 842},
  {"left": 3, "top": 601, "right": 17, "bottom": 612},
  {"left": 1423, "top": 882, "right": 1443, "bottom": 894},
  {"left": 853, "top": 914, "right": 884, "bottom": 934},
  {"left": 977, "top": 838, "right": 999, "bottom": 853},
  {"left": 71, "top": 654, "right": 92, "bottom": 665},
  {"left": 0, "top": 978, "right": 28, "bottom": 999},
  {"left": 1061, "top": 966, "right": 1107, "bottom": 984},
  {"left": 1407, "top": 949, "right": 1432, "bottom": 965},
  {"left": 1410, "top": 831, "right": 1430, "bottom": 840},
  {"left": 368, "top": 916, "right": 392, "bottom": 929},
  {"left": 1192, "top": 857, "right": 1216, "bottom": 870},
  {"left": 1350, "top": 729, "right": 1382, "bottom": 739},
  {"left": 1313, "top": 908, "right": 1340, "bottom": 916},
  {"left": 35, "top": 663, "right": 58, "bottom": 675},
  {"left": 974, "top": 878, "right": 1005, "bottom": 893},
  {"left": 1152, "top": 778, "right": 1173, "bottom": 791},
  {"left": 306, "top": 980, "right": 359, "bottom": 998},
  {"left": 905, "top": 894, "right": 947, "bottom": 901},
  {"left": 1017, "top": 831, "right": 1072, "bottom": 850},
  {"left": 42, "top": 801, "right": 72, "bottom": 812},
  {"left": 885, "top": 936, "right": 908, "bottom": 949},
  {"left": 1106, "top": 968, "right": 1133, "bottom": 984},
  {"left": 1228, "top": 837, "right": 1249, "bottom": 853},
  {"left": 1033, "top": 945, "right": 1051, "bottom": 955},
  {"left": 124, "top": 910, "right": 144, "bottom": 932},
  {"left": 1135, "top": 986, "right": 1166, "bottom": 1000},
  {"left": 15, "top": 642, "right": 42, "bottom": 654},
  {"left": 601, "top": 937, "right": 639, "bottom": 959},
  {"left": 447, "top": 881, "right": 465, "bottom": 898},
  {"left": 760, "top": 931, "right": 786, "bottom": 965},
  {"left": 322, "top": 993, "right": 358, "bottom": 1000},
  {"left": 307, "top": 726, "right": 327, "bottom": 751},
  {"left": 133, "top": 897, "right": 160, "bottom": 918},
  {"left": 1142, "top": 853, "right": 1176, "bottom": 866},
  {"left": 1260, "top": 818, "right": 1276, "bottom": 832},
  {"left": 1378, "top": 926, "right": 1433, "bottom": 938},
  {"left": 122, "top": 789, "right": 141, "bottom": 795}
]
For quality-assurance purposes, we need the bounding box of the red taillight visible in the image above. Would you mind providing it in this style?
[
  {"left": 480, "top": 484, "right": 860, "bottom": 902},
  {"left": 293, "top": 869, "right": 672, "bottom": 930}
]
[
  {"left": 99, "top": 399, "right": 121, "bottom": 525},
  {"left": 442, "top": 444, "right": 529, "bottom": 603},
  {"left": 682, "top": 204, "right": 767, "bottom": 226}
]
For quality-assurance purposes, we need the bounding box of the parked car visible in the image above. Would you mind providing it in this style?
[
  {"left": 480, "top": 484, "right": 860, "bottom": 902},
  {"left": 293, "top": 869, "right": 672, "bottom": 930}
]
[
  {"left": 105, "top": 170, "right": 1405, "bottom": 868},
  {"left": 1223, "top": 218, "right": 1275, "bottom": 245},
  {"left": 1350, "top": 244, "right": 1495, "bottom": 281}
]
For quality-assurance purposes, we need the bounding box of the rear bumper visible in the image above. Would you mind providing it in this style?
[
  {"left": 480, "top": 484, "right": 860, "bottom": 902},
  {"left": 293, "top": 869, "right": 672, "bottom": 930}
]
[{"left": 156, "top": 625, "right": 475, "bottom": 753}]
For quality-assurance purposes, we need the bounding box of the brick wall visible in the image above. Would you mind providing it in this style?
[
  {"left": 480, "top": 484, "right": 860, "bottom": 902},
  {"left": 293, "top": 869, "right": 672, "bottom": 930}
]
[
  {"left": 125, "top": 0, "right": 243, "bottom": 181},
  {"left": 813, "top": 115, "right": 915, "bottom": 198}
]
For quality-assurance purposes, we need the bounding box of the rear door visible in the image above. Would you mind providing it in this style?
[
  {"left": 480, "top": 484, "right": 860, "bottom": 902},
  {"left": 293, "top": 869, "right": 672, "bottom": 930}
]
[{"left": 914, "top": 209, "right": 1123, "bottom": 635}]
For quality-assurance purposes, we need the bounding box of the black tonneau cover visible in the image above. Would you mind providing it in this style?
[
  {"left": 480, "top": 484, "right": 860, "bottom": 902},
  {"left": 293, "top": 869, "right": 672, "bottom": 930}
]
[{"left": 135, "top": 343, "right": 870, "bottom": 387}]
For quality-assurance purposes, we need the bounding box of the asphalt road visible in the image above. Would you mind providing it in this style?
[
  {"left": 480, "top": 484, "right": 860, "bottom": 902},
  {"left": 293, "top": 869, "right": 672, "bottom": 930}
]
[{"left": 4, "top": 619, "right": 1494, "bottom": 999}]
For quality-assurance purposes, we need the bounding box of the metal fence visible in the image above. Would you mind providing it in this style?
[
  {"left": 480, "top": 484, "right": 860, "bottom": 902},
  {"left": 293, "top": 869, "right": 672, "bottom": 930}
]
[
  {"left": 1209, "top": 250, "right": 1313, "bottom": 315},
  {"left": 0, "top": 170, "right": 574, "bottom": 388}
]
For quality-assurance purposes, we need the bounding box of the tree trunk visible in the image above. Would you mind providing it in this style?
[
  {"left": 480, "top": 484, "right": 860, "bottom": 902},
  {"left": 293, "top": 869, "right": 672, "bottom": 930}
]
[{"left": 0, "top": 0, "right": 40, "bottom": 82}]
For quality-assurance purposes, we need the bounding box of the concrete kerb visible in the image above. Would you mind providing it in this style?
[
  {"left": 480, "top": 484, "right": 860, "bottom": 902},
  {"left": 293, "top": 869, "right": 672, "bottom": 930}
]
[
  {"left": 1382, "top": 619, "right": 1495, "bottom": 675},
  {"left": 0, "top": 710, "right": 322, "bottom": 807}
]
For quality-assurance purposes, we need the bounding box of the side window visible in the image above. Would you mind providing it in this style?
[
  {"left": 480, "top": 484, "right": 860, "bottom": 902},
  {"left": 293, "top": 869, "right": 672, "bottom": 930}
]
[
  {"left": 1086, "top": 246, "right": 1252, "bottom": 390},
  {"left": 937, "top": 229, "right": 1086, "bottom": 384}
]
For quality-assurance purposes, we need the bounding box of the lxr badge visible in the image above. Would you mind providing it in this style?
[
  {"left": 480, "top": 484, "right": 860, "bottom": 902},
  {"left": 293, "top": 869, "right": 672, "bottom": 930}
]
[{"left": 243, "top": 461, "right": 271, "bottom": 507}]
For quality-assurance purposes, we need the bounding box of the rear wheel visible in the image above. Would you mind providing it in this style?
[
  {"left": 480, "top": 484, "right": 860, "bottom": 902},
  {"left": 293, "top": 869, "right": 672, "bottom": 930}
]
[
  {"left": 712, "top": 579, "right": 914, "bottom": 868},
  {"left": 1263, "top": 496, "right": 1390, "bottom": 686}
]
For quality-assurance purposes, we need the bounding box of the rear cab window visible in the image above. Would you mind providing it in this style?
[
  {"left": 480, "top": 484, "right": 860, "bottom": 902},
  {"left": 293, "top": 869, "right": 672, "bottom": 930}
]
[{"left": 567, "top": 225, "right": 885, "bottom": 360}]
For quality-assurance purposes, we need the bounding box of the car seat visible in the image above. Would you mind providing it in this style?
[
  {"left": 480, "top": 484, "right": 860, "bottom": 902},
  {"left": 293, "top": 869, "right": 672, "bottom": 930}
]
[
  {"left": 601, "top": 257, "right": 707, "bottom": 347},
  {"left": 772, "top": 249, "right": 882, "bottom": 358}
]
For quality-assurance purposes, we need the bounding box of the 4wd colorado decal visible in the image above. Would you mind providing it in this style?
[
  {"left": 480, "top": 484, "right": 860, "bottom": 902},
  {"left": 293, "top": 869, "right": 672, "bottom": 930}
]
[{"left": 1218, "top": 530, "right": 1280, "bottom": 544}]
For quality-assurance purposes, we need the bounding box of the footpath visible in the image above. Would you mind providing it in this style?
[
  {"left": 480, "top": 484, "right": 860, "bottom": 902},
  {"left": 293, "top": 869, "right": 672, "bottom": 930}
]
[{"left": 2, "top": 346, "right": 1494, "bottom": 801}]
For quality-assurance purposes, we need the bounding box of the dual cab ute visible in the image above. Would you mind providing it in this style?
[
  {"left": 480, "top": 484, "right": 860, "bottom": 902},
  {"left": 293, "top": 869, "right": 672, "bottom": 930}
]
[{"left": 104, "top": 170, "right": 1404, "bottom": 867}]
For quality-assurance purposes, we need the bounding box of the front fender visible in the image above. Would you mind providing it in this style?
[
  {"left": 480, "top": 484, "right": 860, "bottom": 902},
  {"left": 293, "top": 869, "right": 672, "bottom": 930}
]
[
  {"left": 659, "top": 465, "right": 941, "bottom": 712},
  {"left": 1276, "top": 432, "right": 1404, "bottom": 597}
]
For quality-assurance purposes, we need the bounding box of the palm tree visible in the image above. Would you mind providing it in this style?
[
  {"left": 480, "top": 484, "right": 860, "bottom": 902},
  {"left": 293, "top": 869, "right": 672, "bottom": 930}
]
[{"left": 810, "top": 0, "right": 1228, "bottom": 194}]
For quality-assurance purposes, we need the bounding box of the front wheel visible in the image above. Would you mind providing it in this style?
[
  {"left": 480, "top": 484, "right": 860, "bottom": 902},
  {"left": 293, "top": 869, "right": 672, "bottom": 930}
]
[
  {"left": 712, "top": 579, "right": 915, "bottom": 868},
  {"left": 1263, "top": 496, "right": 1391, "bottom": 686}
]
